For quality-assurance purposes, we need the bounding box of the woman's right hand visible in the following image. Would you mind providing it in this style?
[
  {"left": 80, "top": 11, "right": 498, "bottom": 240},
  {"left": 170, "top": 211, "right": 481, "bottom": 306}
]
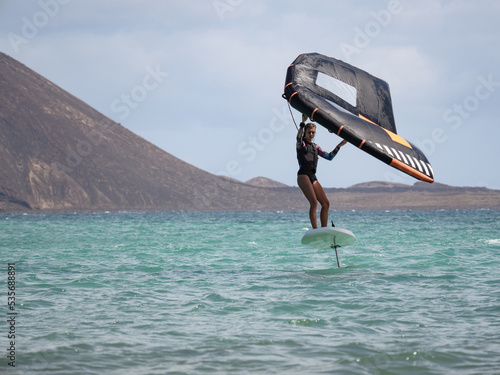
[{"left": 302, "top": 114, "right": 308, "bottom": 123}]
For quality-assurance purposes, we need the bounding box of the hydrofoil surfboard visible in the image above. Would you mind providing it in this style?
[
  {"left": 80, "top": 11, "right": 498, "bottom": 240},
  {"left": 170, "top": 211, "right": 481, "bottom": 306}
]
[{"left": 301, "top": 227, "right": 356, "bottom": 267}]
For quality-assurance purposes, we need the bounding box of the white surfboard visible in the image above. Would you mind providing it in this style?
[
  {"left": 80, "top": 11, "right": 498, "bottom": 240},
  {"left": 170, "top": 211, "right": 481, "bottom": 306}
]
[{"left": 301, "top": 227, "right": 356, "bottom": 250}]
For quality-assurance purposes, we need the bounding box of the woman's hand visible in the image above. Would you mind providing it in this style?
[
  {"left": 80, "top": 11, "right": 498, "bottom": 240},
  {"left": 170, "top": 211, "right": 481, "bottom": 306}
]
[
  {"left": 302, "top": 114, "right": 308, "bottom": 123},
  {"left": 338, "top": 139, "right": 347, "bottom": 147}
]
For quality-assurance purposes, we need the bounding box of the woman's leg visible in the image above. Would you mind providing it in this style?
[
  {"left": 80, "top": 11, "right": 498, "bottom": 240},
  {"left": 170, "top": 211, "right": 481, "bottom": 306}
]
[
  {"left": 297, "top": 174, "right": 318, "bottom": 228},
  {"left": 313, "top": 180, "right": 330, "bottom": 227}
]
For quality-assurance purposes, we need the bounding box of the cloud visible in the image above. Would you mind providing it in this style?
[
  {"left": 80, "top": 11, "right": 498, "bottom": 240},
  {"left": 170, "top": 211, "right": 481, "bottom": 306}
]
[{"left": 1, "top": 0, "right": 499, "bottom": 188}]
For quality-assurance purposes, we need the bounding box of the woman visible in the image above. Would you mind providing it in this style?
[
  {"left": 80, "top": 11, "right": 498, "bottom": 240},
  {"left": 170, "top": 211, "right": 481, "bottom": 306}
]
[{"left": 297, "top": 114, "right": 346, "bottom": 229}]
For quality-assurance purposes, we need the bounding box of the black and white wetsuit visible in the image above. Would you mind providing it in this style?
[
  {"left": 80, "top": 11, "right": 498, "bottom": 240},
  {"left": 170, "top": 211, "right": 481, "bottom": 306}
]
[{"left": 296, "top": 122, "right": 341, "bottom": 183}]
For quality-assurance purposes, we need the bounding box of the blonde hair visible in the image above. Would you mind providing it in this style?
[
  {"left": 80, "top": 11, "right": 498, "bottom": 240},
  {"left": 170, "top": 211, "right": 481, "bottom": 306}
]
[{"left": 305, "top": 123, "right": 316, "bottom": 134}]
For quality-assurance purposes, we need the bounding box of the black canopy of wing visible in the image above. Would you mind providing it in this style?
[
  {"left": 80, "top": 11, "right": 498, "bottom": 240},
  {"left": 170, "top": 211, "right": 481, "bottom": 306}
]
[{"left": 283, "top": 53, "right": 434, "bottom": 183}]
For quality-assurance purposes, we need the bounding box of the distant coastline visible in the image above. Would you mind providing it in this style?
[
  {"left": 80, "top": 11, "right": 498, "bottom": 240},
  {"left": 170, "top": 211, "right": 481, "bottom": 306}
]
[
  {"left": 247, "top": 178, "right": 500, "bottom": 211},
  {"left": 3, "top": 178, "right": 499, "bottom": 213}
]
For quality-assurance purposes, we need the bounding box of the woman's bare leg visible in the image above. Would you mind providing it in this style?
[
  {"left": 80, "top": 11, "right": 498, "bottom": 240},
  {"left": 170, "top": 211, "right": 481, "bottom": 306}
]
[
  {"left": 297, "top": 175, "right": 318, "bottom": 229},
  {"left": 313, "top": 180, "right": 330, "bottom": 227}
]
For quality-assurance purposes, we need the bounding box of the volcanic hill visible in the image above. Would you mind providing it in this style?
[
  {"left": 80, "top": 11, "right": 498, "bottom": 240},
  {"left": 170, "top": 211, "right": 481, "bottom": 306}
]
[{"left": 0, "top": 52, "right": 297, "bottom": 212}]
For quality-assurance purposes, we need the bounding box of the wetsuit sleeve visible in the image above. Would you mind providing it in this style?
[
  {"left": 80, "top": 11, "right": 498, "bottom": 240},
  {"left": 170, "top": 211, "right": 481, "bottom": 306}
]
[
  {"left": 296, "top": 122, "right": 306, "bottom": 149},
  {"left": 317, "top": 144, "right": 341, "bottom": 161}
]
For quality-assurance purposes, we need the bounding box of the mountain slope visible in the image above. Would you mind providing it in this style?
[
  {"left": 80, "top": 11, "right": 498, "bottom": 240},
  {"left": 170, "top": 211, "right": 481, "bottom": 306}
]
[{"left": 0, "top": 52, "right": 284, "bottom": 211}]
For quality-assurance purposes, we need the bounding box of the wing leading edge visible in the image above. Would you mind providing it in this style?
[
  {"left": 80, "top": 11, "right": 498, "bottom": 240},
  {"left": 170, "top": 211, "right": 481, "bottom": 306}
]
[{"left": 283, "top": 53, "right": 434, "bottom": 183}]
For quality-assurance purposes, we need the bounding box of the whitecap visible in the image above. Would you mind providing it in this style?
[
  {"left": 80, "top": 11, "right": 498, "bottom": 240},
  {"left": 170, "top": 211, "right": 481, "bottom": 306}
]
[{"left": 484, "top": 239, "right": 500, "bottom": 245}]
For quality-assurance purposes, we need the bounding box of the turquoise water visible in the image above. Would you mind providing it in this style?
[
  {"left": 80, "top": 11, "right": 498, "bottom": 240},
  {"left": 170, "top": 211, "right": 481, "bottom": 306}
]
[{"left": 1, "top": 210, "right": 500, "bottom": 374}]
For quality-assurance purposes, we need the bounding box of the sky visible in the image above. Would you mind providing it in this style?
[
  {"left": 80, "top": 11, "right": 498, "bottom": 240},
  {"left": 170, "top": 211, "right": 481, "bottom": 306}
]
[{"left": 1, "top": 0, "right": 499, "bottom": 189}]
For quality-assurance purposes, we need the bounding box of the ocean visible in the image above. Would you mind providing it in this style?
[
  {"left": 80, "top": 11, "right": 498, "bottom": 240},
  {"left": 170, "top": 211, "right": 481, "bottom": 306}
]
[{"left": 1, "top": 209, "right": 500, "bottom": 374}]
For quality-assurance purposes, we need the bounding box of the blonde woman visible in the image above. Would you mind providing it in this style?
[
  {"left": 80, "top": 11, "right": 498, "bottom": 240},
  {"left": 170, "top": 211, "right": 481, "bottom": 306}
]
[{"left": 296, "top": 114, "right": 346, "bottom": 228}]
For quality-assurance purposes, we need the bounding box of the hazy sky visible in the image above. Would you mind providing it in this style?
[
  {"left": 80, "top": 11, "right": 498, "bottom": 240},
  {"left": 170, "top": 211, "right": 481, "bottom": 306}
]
[{"left": 1, "top": 0, "right": 499, "bottom": 189}]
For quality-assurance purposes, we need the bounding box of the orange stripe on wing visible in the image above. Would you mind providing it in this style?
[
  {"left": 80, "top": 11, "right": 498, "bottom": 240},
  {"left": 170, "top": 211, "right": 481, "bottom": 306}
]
[
  {"left": 337, "top": 125, "right": 344, "bottom": 136},
  {"left": 383, "top": 128, "right": 412, "bottom": 149},
  {"left": 288, "top": 92, "right": 297, "bottom": 103},
  {"left": 358, "top": 114, "right": 378, "bottom": 125},
  {"left": 390, "top": 159, "right": 433, "bottom": 183},
  {"left": 359, "top": 140, "right": 365, "bottom": 149},
  {"left": 310, "top": 108, "right": 318, "bottom": 121},
  {"left": 359, "top": 114, "right": 412, "bottom": 149}
]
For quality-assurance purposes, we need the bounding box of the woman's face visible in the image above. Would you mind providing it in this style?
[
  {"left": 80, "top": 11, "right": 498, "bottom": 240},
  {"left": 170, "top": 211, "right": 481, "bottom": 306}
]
[{"left": 305, "top": 126, "right": 316, "bottom": 143}]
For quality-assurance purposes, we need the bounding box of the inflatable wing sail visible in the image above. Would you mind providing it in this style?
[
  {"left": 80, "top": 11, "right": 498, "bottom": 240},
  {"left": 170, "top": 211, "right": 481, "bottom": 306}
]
[{"left": 283, "top": 53, "right": 434, "bottom": 183}]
